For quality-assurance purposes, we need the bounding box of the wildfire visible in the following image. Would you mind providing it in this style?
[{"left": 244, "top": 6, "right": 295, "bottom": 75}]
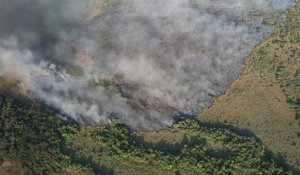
[{"left": 20, "top": 81, "right": 35, "bottom": 103}]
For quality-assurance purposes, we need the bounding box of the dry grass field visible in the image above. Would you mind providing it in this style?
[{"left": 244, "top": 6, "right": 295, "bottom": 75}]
[{"left": 199, "top": 1, "right": 300, "bottom": 170}]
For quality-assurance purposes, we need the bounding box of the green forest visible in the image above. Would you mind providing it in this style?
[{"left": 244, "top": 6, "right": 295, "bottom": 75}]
[{"left": 0, "top": 93, "right": 289, "bottom": 174}]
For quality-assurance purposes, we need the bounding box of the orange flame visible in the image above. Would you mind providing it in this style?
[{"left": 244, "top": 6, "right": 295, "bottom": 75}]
[{"left": 20, "top": 82, "right": 35, "bottom": 102}]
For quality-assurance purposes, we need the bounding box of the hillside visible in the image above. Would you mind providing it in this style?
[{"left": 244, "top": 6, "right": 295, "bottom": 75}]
[
  {"left": 200, "top": 0, "right": 300, "bottom": 170},
  {"left": 0, "top": 92, "right": 290, "bottom": 174},
  {"left": 0, "top": 0, "right": 299, "bottom": 174}
]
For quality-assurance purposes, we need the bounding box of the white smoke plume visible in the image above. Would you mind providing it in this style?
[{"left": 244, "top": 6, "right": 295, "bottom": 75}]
[{"left": 0, "top": 0, "right": 295, "bottom": 130}]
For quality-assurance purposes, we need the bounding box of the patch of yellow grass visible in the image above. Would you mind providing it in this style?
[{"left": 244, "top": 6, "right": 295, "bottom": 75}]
[{"left": 199, "top": 31, "right": 300, "bottom": 171}]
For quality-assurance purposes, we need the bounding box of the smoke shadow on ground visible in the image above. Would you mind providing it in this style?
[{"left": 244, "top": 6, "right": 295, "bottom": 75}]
[
  {"left": 2, "top": 90, "right": 299, "bottom": 174},
  {"left": 133, "top": 134, "right": 207, "bottom": 155},
  {"left": 62, "top": 147, "right": 115, "bottom": 175},
  {"left": 197, "top": 121, "right": 300, "bottom": 174},
  {"left": 0, "top": 90, "right": 113, "bottom": 175},
  {"left": 132, "top": 118, "right": 300, "bottom": 174}
]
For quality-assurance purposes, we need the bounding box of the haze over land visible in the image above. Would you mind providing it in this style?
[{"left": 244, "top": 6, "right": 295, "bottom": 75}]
[{"left": 0, "top": 0, "right": 295, "bottom": 130}]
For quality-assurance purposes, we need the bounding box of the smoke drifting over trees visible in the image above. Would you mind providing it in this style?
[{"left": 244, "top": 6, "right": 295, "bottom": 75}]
[{"left": 0, "top": 0, "right": 295, "bottom": 130}]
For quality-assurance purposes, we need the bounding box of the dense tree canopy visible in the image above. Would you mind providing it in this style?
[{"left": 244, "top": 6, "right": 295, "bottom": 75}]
[{"left": 0, "top": 93, "right": 288, "bottom": 174}]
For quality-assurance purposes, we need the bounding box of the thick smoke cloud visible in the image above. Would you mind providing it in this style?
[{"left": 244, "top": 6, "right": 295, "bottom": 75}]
[{"left": 0, "top": 0, "right": 295, "bottom": 130}]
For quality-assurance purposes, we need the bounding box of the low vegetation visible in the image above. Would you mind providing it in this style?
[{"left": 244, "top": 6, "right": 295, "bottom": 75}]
[
  {"left": 0, "top": 93, "right": 94, "bottom": 174},
  {"left": 0, "top": 93, "right": 290, "bottom": 174},
  {"left": 200, "top": 0, "right": 300, "bottom": 171}
]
